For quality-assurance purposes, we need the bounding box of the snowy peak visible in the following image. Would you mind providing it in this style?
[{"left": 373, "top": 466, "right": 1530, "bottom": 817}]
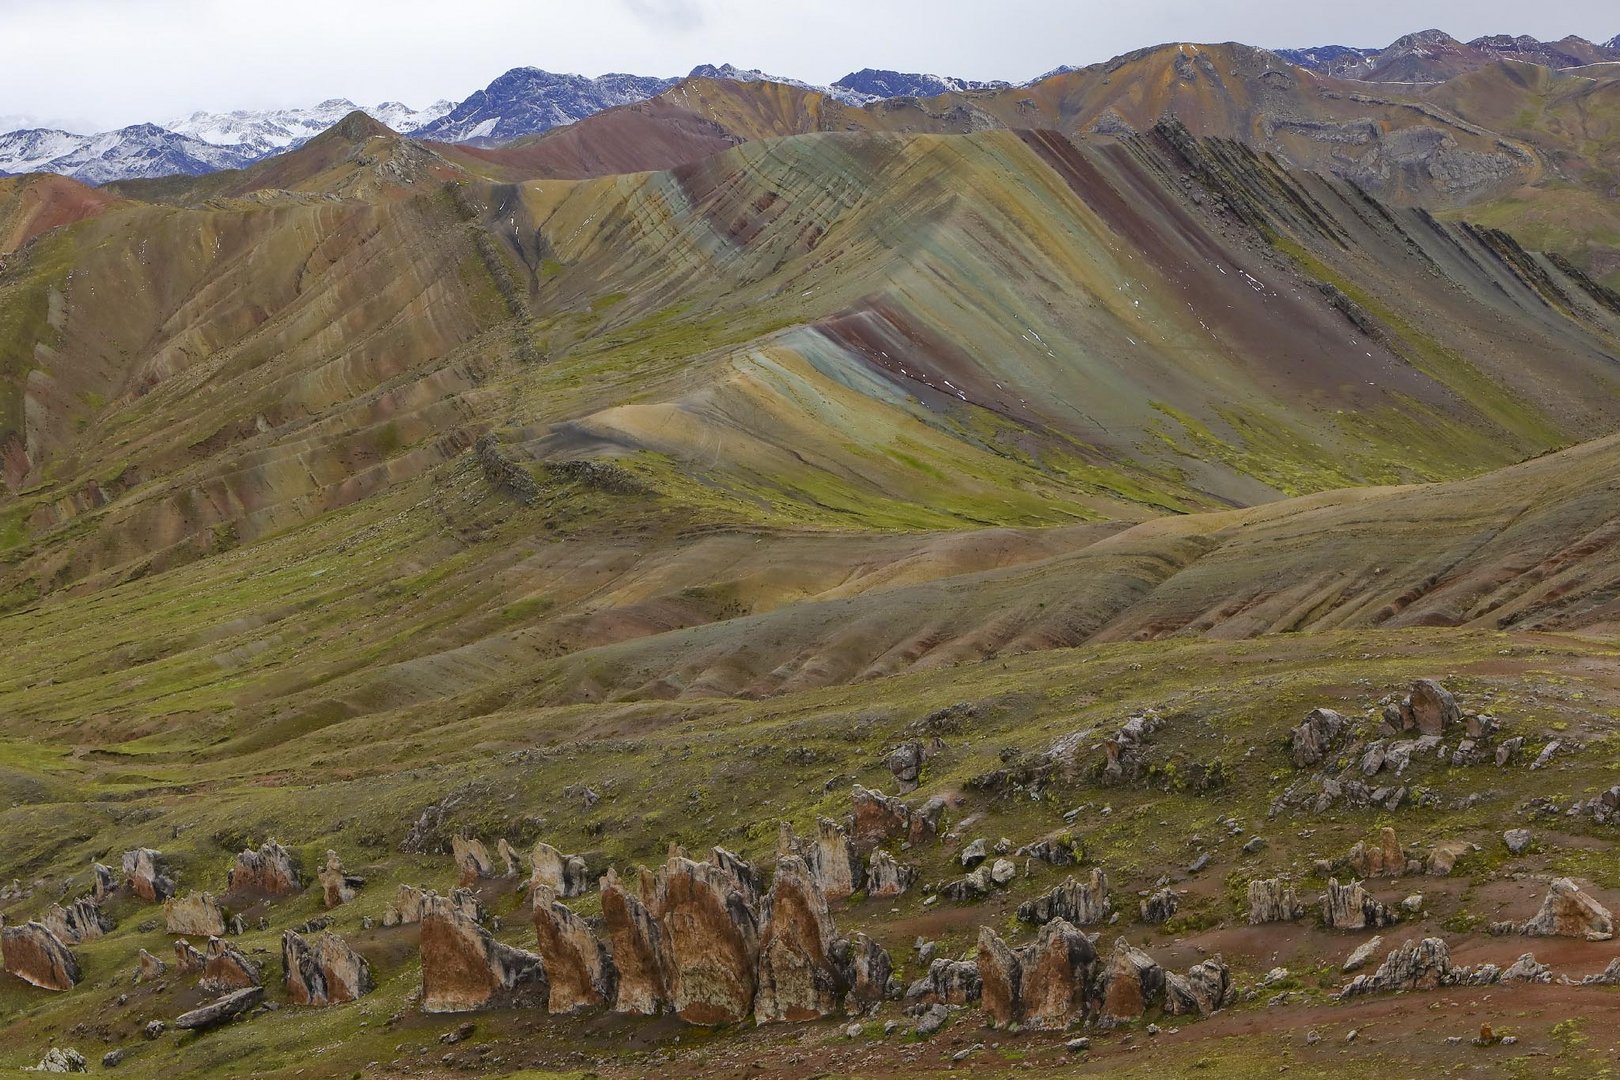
[
  {"left": 0, "top": 124, "right": 251, "bottom": 184},
  {"left": 167, "top": 98, "right": 451, "bottom": 158},
  {"left": 1280, "top": 29, "right": 1620, "bottom": 81},
  {"left": 831, "top": 69, "right": 1011, "bottom": 100},
  {"left": 409, "top": 68, "right": 676, "bottom": 144}
]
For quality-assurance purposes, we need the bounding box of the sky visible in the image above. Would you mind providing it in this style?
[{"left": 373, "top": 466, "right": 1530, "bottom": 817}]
[{"left": 2, "top": 0, "right": 1617, "bottom": 132}]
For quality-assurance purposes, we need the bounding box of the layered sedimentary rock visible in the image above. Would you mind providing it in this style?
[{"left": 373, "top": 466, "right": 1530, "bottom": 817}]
[
  {"left": 201, "top": 936, "right": 262, "bottom": 993},
  {"left": 531, "top": 884, "right": 616, "bottom": 1013},
  {"left": 420, "top": 892, "right": 548, "bottom": 1013},
  {"left": 165, "top": 893, "right": 226, "bottom": 937},
  {"left": 1247, "top": 879, "right": 1306, "bottom": 924},
  {"left": 531, "top": 842, "right": 590, "bottom": 898},
  {"left": 0, "top": 919, "right": 80, "bottom": 991},
  {"left": 656, "top": 852, "right": 761, "bottom": 1024},
  {"left": 122, "top": 848, "right": 175, "bottom": 903},
  {"left": 282, "top": 930, "right": 374, "bottom": 1006},
  {"left": 1322, "top": 879, "right": 1398, "bottom": 930},
  {"left": 318, "top": 850, "right": 364, "bottom": 908},
  {"left": 41, "top": 897, "right": 109, "bottom": 945},
  {"left": 978, "top": 919, "right": 1096, "bottom": 1029},
  {"left": 600, "top": 867, "right": 672, "bottom": 1015},
  {"left": 227, "top": 840, "right": 300, "bottom": 898},
  {"left": 755, "top": 856, "right": 843, "bottom": 1023},
  {"left": 865, "top": 849, "right": 917, "bottom": 898},
  {"left": 1018, "top": 869, "right": 1110, "bottom": 925},
  {"left": 1520, "top": 878, "right": 1614, "bottom": 940},
  {"left": 452, "top": 835, "right": 495, "bottom": 886}
]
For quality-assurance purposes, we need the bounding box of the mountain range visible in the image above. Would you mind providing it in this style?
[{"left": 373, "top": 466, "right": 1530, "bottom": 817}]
[{"left": 7, "top": 29, "right": 1617, "bottom": 185}]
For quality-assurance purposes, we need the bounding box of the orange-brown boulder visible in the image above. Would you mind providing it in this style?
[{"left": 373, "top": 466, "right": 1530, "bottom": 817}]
[
  {"left": 420, "top": 892, "right": 547, "bottom": 1013},
  {"left": 42, "top": 896, "right": 109, "bottom": 944},
  {"left": 755, "top": 856, "right": 842, "bottom": 1023},
  {"left": 165, "top": 892, "right": 226, "bottom": 937},
  {"left": 978, "top": 920, "right": 1095, "bottom": 1029},
  {"left": 0, "top": 919, "right": 79, "bottom": 991},
  {"left": 282, "top": 930, "right": 374, "bottom": 1006},
  {"left": 531, "top": 884, "right": 616, "bottom": 1013},
  {"left": 226, "top": 840, "right": 300, "bottom": 899},
  {"left": 122, "top": 848, "right": 175, "bottom": 902},
  {"left": 201, "top": 936, "right": 262, "bottom": 993},
  {"left": 655, "top": 852, "right": 760, "bottom": 1025}
]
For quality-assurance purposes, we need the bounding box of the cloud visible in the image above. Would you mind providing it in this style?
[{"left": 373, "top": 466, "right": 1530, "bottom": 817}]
[{"left": 619, "top": 0, "right": 705, "bottom": 32}]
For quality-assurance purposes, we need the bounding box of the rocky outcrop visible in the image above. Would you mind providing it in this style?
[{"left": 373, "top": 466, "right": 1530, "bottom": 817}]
[
  {"left": 1580, "top": 957, "right": 1620, "bottom": 985},
  {"left": 122, "top": 848, "right": 175, "bottom": 903},
  {"left": 1500, "top": 953, "right": 1551, "bottom": 983},
  {"left": 174, "top": 987, "right": 263, "bottom": 1030},
  {"left": 903, "top": 957, "right": 982, "bottom": 1006},
  {"left": 452, "top": 835, "right": 495, "bottom": 886},
  {"left": 755, "top": 856, "right": 843, "bottom": 1023},
  {"left": 1401, "top": 679, "right": 1461, "bottom": 735},
  {"left": 1247, "top": 879, "right": 1306, "bottom": 924},
  {"left": 1341, "top": 937, "right": 1461, "bottom": 995},
  {"left": 1140, "top": 888, "right": 1179, "bottom": 924},
  {"left": 1101, "top": 712, "right": 1161, "bottom": 785},
  {"left": 164, "top": 893, "right": 226, "bottom": 937},
  {"left": 1165, "top": 958, "right": 1236, "bottom": 1016},
  {"left": 41, "top": 897, "right": 109, "bottom": 945},
  {"left": 282, "top": 930, "right": 374, "bottom": 1006},
  {"left": 655, "top": 852, "right": 761, "bottom": 1024},
  {"left": 1292, "top": 708, "right": 1350, "bottom": 767},
  {"left": 786, "top": 819, "right": 863, "bottom": 901},
  {"left": 1097, "top": 938, "right": 1165, "bottom": 1024},
  {"left": 28, "top": 1047, "right": 86, "bottom": 1072},
  {"left": 885, "top": 741, "right": 926, "bottom": 792},
  {"left": 173, "top": 939, "right": 207, "bottom": 974},
  {"left": 91, "top": 863, "right": 117, "bottom": 901},
  {"left": 978, "top": 920, "right": 1096, "bottom": 1029},
  {"left": 865, "top": 849, "right": 917, "bottom": 898},
  {"left": 497, "top": 838, "right": 519, "bottom": 877},
  {"left": 385, "top": 884, "right": 481, "bottom": 926},
  {"left": 600, "top": 867, "right": 672, "bottom": 1015},
  {"left": 1519, "top": 878, "right": 1613, "bottom": 940},
  {"left": 0, "top": 919, "right": 79, "bottom": 991},
  {"left": 318, "top": 850, "right": 364, "bottom": 908},
  {"left": 531, "top": 884, "right": 616, "bottom": 1013},
  {"left": 226, "top": 840, "right": 300, "bottom": 898},
  {"left": 1426, "top": 839, "right": 1473, "bottom": 876},
  {"left": 850, "top": 786, "right": 942, "bottom": 853},
  {"left": 136, "top": 948, "right": 166, "bottom": 981},
  {"left": 1016, "top": 836, "right": 1081, "bottom": 867},
  {"left": 420, "top": 892, "right": 548, "bottom": 1013},
  {"left": 201, "top": 936, "right": 262, "bottom": 993},
  {"left": 834, "top": 932, "right": 892, "bottom": 1013},
  {"left": 1345, "top": 827, "right": 1409, "bottom": 878},
  {"left": 1018, "top": 869, "right": 1111, "bottom": 926},
  {"left": 530, "top": 842, "right": 590, "bottom": 898},
  {"left": 1322, "top": 879, "right": 1398, "bottom": 930}
]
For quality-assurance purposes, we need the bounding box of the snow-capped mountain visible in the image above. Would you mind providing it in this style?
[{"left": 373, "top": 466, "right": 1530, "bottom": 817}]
[
  {"left": 832, "top": 69, "right": 1010, "bottom": 100},
  {"left": 0, "top": 124, "right": 253, "bottom": 184},
  {"left": 1278, "top": 31, "right": 1620, "bottom": 81},
  {"left": 684, "top": 63, "right": 867, "bottom": 105},
  {"left": 168, "top": 98, "right": 452, "bottom": 160},
  {"left": 1272, "top": 45, "right": 1380, "bottom": 75},
  {"left": 409, "top": 69, "right": 676, "bottom": 144}
]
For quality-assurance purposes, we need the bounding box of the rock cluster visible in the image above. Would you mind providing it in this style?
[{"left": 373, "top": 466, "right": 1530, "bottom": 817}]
[
  {"left": 1341, "top": 937, "right": 1508, "bottom": 996},
  {"left": 850, "top": 785, "right": 944, "bottom": 854},
  {"left": 226, "top": 840, "right": 300, "bottom": 898},
  {"left": 384, "top": 884, "right": 482, "bottom": 926},
  {"left": 1016, "top": 836, "right": 1081, "bottom": 867},
  {"left": 0, "top": 919, "right": 80, "bottom": 991},
  {"left": 164, "top": 893, "right": 226, "bottom": 937},
  {"left": 318, "top": 850, "right": 364, "bottom": 908},
  {"left": 1101, "top": 712, "right": 1162, "bottom": 785},
  {"left": 1247, "top": 879, "right": 1306, "bottom": 924},
  {"left": 41, "top": 897, "right": 110, "bottom": 945},
  {"left": 884, "top": 741, "right": 927, "bottom": 792},
  {"left": 420, "top": 891, "right": 548, "bottom": 1013},
  {"left": 282, "top": 930, "right": 374, "bottom": 1005},
  {"left": 1291, "top": 708, "right": 1350, "bottom": 767},
  {"left": 779, "top": 819, "right": 863, "bottom": 901},
  {"left": 122, "top": 848, "right": 175, "bottom": 903},
  {"left": 173, "top": 939, "right": 207, "bottom": 974},
  {"left": 1321, "top": 879, "right": 1398, "bottom": 930},
  {"left": 978, "top": 920, "right": 1095, "bottom": 1029},
  {"left": 1018, "top": 870, "right": 1111, "bottom": 926},
  {"left": 904, "top": 958, "right": 983, "bottom": 1006},
  {"left": 530, "top": 841, "right": 591, "bottom": 898},
  {"left": 1343, "top": 827, "right": 1414, "bottom": 878},
  {"left": 755, "top": 856, "right": 843, "bottom": 1022}
]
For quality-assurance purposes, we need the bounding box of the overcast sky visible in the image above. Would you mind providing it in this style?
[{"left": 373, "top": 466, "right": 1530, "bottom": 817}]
[{"left": 3, "top": 0, "right": 1617, "bottom": 132}]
